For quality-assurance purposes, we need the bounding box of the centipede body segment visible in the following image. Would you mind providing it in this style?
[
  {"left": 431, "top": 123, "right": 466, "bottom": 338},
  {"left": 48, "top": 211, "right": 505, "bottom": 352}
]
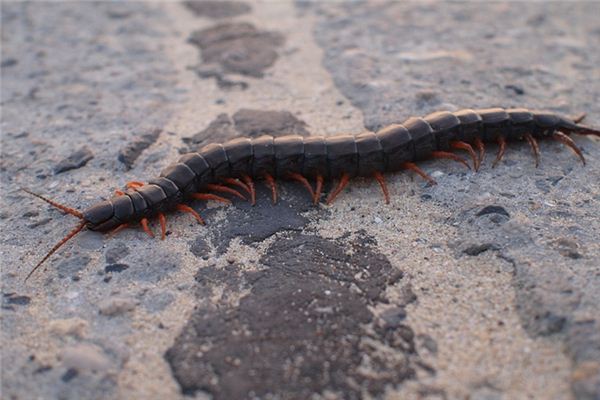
[{"left": 24, "top": 107, "right": 600, "bottom": 280}]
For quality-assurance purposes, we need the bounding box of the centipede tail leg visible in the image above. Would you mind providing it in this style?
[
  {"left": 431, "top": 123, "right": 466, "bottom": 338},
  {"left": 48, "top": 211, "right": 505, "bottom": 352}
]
[
  {"left": 205, "top": 184, "right": 246, "bottom": 201},
  {"left": 314, "top": 174, "right": 324, "bottom": 205},
  {"left": 430, "top": 151, "right": 471, "bottom": 170},
  {"left": 176, "top": 204, "right": 205, "bottom": 225},
  {"left": 263, "top": 173, "right": 278, "bottom": 204},
  {"left": 524, "top": 133, "right": 540, "bottom": 167},
  {"left": 473, "top": 137, "right": 485, "bottom": 167},
  {"left": 326, "top": 173, "right": 350, "bottom": 205},
  {"left": 554, "top": 132, "right": 585, "bottom": 165},
  {"left": 401, "top": 162, "right": 437, "bottom": 185},
  {"left": 373, "top": 171, "right": 390, "bottom": 204},
  {"left": 450, "top": 141, "right": 479, "bottom": 171},
  {"left": 288, "top": 172, "right": 315, "bottom": 201},
  {"left": 492, "top": 136, "right": 507, "bottom": 168},
  {"left": 140, "top": 218, "right": 154, "bottom": 238},
  {"left": 158, "top": 213, "right": 167, "bottom": 240}
]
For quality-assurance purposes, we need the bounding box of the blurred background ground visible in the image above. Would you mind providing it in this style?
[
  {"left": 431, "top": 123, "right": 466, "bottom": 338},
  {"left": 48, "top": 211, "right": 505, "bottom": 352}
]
[{"left": 1, "top": 2, "right": 599, "bottom": 399}]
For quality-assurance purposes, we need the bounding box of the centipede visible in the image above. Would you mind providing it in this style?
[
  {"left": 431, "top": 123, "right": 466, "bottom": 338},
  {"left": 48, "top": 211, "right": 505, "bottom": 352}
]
[{"left": 23, "top": 107, "right": 600, "bottom": 280}]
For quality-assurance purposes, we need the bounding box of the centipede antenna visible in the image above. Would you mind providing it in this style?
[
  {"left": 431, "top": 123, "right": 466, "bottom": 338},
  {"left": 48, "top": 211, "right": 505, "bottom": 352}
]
[
  {"left": 572, "top": 113, "right": 586, "bottom": 124},
  {"left": 25, "top": 221, "right": 87, "bottom": 281},
  {"left": 21, "top": 189, "right": 84, "bottom": 219}
]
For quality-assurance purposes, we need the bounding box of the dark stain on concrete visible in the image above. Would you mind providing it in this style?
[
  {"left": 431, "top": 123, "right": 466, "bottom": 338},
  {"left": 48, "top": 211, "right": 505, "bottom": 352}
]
[
  {"left": 166, "top": 231, "right": 418, "bottom": 399},
  {"left": 183, "top": 109, "right": 308, "bottom": 150},
  {"left": 54, "top": 147, "right": 94, "bottom": 174},
  {"left": 188, "top": 22, "right": 284, "bottom": 84},
  {"left": 184, "top": 1, "right": 251, "bottom": 19},
  {"left": 117, "top": 129, "right": 161, "bottom": 170}
]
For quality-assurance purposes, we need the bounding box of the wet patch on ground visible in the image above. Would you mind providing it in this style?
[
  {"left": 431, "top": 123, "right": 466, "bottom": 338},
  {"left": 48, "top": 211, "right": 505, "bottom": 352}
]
[
  {"left": 188, "top": 22, "right": 284, "bottom": 87},
  {"left": 166, "top": 231, "right": 421, "bottom": 399},
  {"left": 183, "top": 108, "right": 308, "bottom": 151},
  {"left": 183, "top": 1, "right": 251, "bottom": 19}
]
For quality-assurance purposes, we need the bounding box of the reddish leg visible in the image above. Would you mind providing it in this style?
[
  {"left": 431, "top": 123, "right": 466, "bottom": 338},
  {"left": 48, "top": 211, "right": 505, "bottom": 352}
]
[
  {"left": 474, "top": 137, "right": 485, "bottom": 166},
  {"left": 158, "top": 212, "right": 167, "bottom": 240},
  {"left": 451, "top": 141, "right": 479, "bottom": 171},
  {"left": 313, "top": 174, "right": 324, "bottom": 205},
  {"left": 241, "top": 174, "right": 256, "bottom": 206},
  {"left": 524, "top": 133, "right": 540, "bottom": 167},
  {"left": 140, "top": 218, "right": 154, "bottom": 238},
  {"left": 288, "top": 172, "right": 315, "bottom": 201},
  {"left": 401, "top": 162, "right": 437, "bottom": 185},
  {"left": 109, "top": 223, "right": 129, "bottom": 237},
  {"left": 264, "top": 173, "right": 278, "bottom": 204},
  {"left": 176, "top": 204, "right": 205, "bottom": 225},
  {"left": 430, "top": 151, "right": 471, "bottom": 170},
  {"left": 191, "top": 193, "right": 232, "bottom": 204},
  {"left": 373, "top": 171, "right": 390, "bottom": 204},
  {"left": 205, "top": 184, "right": 246, "bottom": 201},
  {"left": 222, "top": 178, "right": 252, "bottom": 200},
  {"left": 554, "top": 131, "right": 585, "bottom": 165},
  {"left": 114, "top": 189, "right": 125, "bottom": 196},
  {"left": 126, "top": 181, "right": 144, "bottom": 189},
  {"left": 326, "top": 173, "right": 350, "bottom": 205},
  {"left": 492, "top": 136, "right": 507, "bottom": 168}
]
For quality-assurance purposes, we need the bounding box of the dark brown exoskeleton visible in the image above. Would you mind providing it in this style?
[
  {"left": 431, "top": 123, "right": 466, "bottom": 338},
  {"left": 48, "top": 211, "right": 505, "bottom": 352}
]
[{"left": 24, "top": 107, "right": 600, "bottom": 280}]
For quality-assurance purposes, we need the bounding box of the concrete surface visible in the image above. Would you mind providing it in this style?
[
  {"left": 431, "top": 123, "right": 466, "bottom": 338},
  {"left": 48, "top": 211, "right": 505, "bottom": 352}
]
[{"left": 1, "top": 2, "right": 599, "bottom": 399}]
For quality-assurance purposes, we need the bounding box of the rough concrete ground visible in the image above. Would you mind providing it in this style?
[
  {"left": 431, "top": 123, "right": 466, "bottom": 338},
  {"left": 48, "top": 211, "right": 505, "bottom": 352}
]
[{"left": 1, "top": 1, "right": 599, "bottom": 399}]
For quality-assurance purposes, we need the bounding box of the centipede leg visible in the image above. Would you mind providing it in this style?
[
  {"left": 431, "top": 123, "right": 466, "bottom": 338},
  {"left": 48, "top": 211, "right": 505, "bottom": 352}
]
[
  {"left": 524, "top": 133, "right": 540, "bottom": 167},
  {"left": 554, "top": 131, "right": 585, "bottom": 165},
  {"left": 474, "top": 137, "right": 485, "bottom": 166},
  {"left": 572, "top": 113, "right": 586, "bottom": 124},
  {"left": 158, "top": 212, "right": 167, "bottom": 240},
  {"left": 126, "top": 181, "right": 144, "bottom": 189},
  {"left": 373, "top": 171, "right": 390, "bottom": 204},
  {"left": 264, "top": 173, "right": 278, "bottom": 204},
  {"left": 450, "top": 141, "right": 479, "bottom": 171},
  {"left": 401, "top": 162, "right": 437, "bottom": 185},
  {"left": 326, "top": 173, "right": 350, "bottom": 205},
  {"left": 313, "top": 174, "right": 324, "bottom": 205},
  {"left": 176, "top": 204, "right": 205, "bottom": 225},
  {"left": 241, "top": 174, "right": 256, "bottom": 206},
  {"left": 140, "top": 218, "right": 154, "bottom": 238},
  {"left": 114, "top": 190, "right": 125, "bottom": 196},
  {"left": 109, "top": 223, "right": 129, "bottom": 237},
  {"left": 205, "top": 184, "right": 247, "bottom": 201},
  {"left": 191, "top": 193, "right": 232, "bottom": 204},
  {"left": 430, "top": 151, "right": 471, "bottom": 170},
  {"left": 288, "top": 172, "right": 315, "bottom": 201},
  {"left": 222, "top": 178, "right": 252, "bottom": 201},
  {"left": 492, "top": 136, "right": 507, "bottom": 168}
]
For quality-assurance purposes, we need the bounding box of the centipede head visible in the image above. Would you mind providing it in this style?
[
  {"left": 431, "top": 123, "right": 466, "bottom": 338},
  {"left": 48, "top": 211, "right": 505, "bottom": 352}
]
[{"left": 22, "top": 189, "right": 88, "bottom": 281}]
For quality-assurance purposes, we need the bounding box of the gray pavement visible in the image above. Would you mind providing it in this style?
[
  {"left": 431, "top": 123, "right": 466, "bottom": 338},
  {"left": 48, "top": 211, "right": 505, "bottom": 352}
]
[{"left": 1, "top": 2, "right": 599, "bottom": 399}]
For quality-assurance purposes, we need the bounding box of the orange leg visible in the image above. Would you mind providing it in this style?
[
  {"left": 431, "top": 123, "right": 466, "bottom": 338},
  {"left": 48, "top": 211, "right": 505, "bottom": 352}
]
[
  {"left": 474, "top": 137, "right": 485, "bottom": 166},
  {"left": 109, "top": 223, "right": 129, "bottom": 237},
  {"left": 222, "top": 178, "right": 252, "bottom": 201},
  {"left": 205, "top": 184, "right": 246, "bottom": 201},
  {"left": 524, "top": 133, "right": 540, "bottom": 167},
  {"left": 241, "top": 174, "right": 256, "bottom": 206},
  {"left": 140, "top": 218, "right": 154, "bottom": 238},
  {"left": 554, "top": 131, "right": 585, "bottom": 165},
  {"left": 264, "top": 173, "right": 277, "bottom": 204},
  {"left": 288, "top": 172, "right": 315, "bottom": 201},
  {"left": 450, "top": 141, "right": 479, "bottom": 171},
  {"left": 401, "top": 162, "right": 437, "bottom": 185},
  {"left": 176, "top": 204, "right": 205, "bottom": 225},
  {"left": 492, "top": 136, "right": 507, "bottom": 168},
  {"left": 373, "top": 171, "right": 390, "bottom": 204},
  {"left": 430, "top": 151, "right": 471, "bottom": 170},
  {"left": 191, "top": 193, "right": 232, "bottom": 204},
  {"left": 126, "top": 181, "right": 144, "bottom": 189},
  {"left": 158, "top": 213, "right": 167, "bottom": 240},
  {"left": 326, "top": 173, "right": 350, "bottom": 205},
  {"left": 313, "top": 174, "right": 324, "bottom": 205},
  {"left": 114, "top": 190, "right": 125, "bottom": 196}
]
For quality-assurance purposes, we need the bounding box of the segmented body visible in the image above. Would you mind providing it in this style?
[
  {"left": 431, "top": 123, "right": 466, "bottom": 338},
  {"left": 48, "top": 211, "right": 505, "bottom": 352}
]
[{"left": 77, "top": 107, "right": 597, "bottom": 232}]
